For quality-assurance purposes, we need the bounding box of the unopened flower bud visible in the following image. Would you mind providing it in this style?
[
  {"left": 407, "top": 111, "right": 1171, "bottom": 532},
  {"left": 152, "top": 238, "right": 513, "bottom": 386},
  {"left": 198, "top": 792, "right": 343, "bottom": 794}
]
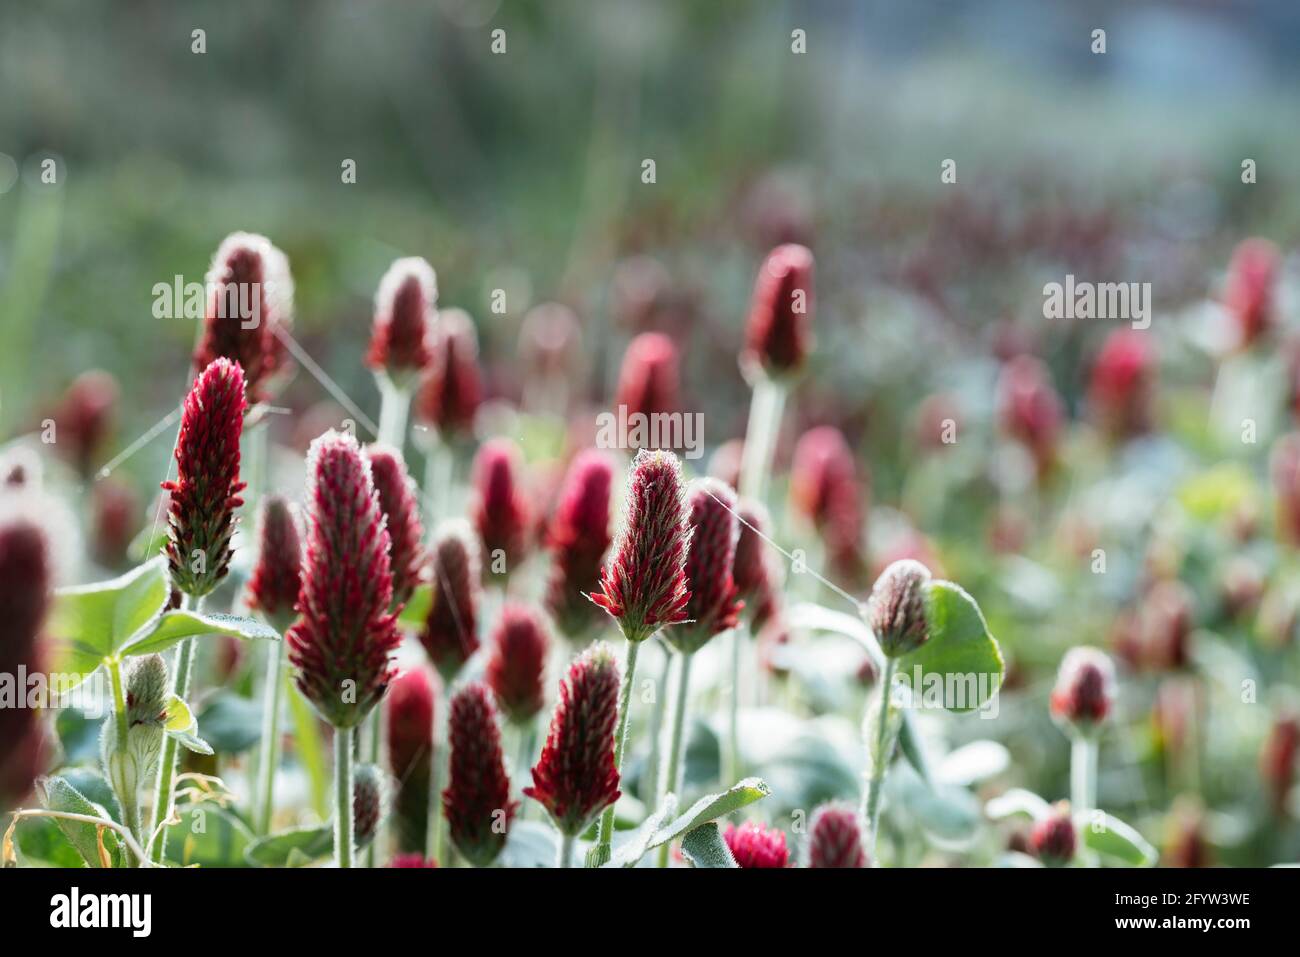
[
  {"left": 1029, "top": 803, "right": 1076, "bottom": 866},
  {"left": 1050, "top": 647, "right": 1117, "bottom": 734},
  {"left": 866, "top": 559, "right": 931, "bottom": 658}
]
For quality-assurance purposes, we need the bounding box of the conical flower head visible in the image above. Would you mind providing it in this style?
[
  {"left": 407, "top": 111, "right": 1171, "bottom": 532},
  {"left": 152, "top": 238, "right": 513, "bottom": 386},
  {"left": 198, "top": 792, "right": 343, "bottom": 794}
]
[
  {"left": 723, "top": 820, "right": 789, "bottom": 868},
  {"left": 789, "top": 425, "right": 865, "bottom": 576},
  {"left": 1260, "top": 710, "right": 1299, "bottom": 814},
  {"left": 386, "top": 666, "right": 435, "bottom": 855},
  {"left": 0, "top": 513, "right": 51, "bottom": 806},
  {"left": 613, "top": 332, "right": 680, "bottom": 422},
  {"left": 91, "top": 478, "right": 140, "bottom": 568},
  {"left": 1050, "top": 646, "right": 1116, "bottom": 734},
  {"left": 1029, "top": 803, "right": 1077, "bottom": 866},
  {"left": 390, "top": 853, "right": 437, "bottom": 868},
  {"left": 50, "top": 369, "right": 118, "bottom": 478},
  {"left": 867, "top": 559, "right": 931, "bottom": 658},
  {"left": 286, "top": 429, "right": 400, "bottom": 729},
  {"left": 545, "top": 450, "right": 615, "bottom": 641},
  {"left": 744, "top": 244, "right": 814, "bottom": 379},
  {"left": 246, "top": 495, "right": 303, "bottom": 628},
  {"left": 996, "top": 355, "right": 1063, "bottom": 477},
  {"left": 1271, "top": 433, "right": 1300, "bottom": 548},
  {"left": 353, "top": 763, "right": 390, "bottom": 848},
  {"left": 485, "top": 604, "right": 550, "bottom": 724},
  {"left": 193, "top": 232, "right": 294, "bottom": 402},
  {"left": 162, "top": 357, "right": 248, "bottom": 599},
  {"left": 415, "top": 308, "right": 482, "bottom": 438},
  {"left": 420, "top": 519, "right": 482, "bottom": 682},
  {"left": 733, "top": 498, "right": 780, "bottom": 629},
  {"left": 444, "top": 683, "right": 517, "bottom": 867},
  {"left": 366, "top": 257, "right": 436, "bottom": 379},
  {"left": 470, "top": 438, "right": 530, "bottom": 583},
  {"left": 366, "top": 444, "right": 424, "bottom": 607},
  {"left": 524, "top": 642, "right": 621, "bottom": 836},
  {"left": 666, "top": 478, "right": 743, "bottom": 655},
  {"left": 590, "top": 448, "right": 692, "bottom": 644},
  {"left": 806, "top": 802, "right": 868, "bottom": 868},
  {"left": 1088, "top": 330, "right": 1155, "bottom": 439},
  {"left": 1224, "top": 237, "right": 1280, "bottom": 349}
]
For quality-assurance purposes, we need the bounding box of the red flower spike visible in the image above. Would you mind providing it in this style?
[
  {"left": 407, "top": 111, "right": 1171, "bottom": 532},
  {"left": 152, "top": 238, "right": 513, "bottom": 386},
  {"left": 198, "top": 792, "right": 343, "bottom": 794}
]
[
  {"left": 161, "top": 358, "right": 248, "bottom": 599},
  {"left": 666, "top": 478, "right": 743, "bottom": 655},
  {"left": 707, "top": 438, "right": 744, "bottom": 490},
  {"left": 1271, "top": 433, "right": 1300, "bottom": 548},
  {"left": 1138, "top": 580, "right": 1193, "bottom": 671},
  {"left": 50, "top": 370, "right": 118, "bottom": 478},
  {"left": 524, "top": 642, "right": 622, "bottom": 836},
  {"left": 486, "top": 605, "right": 550, "bottom": 724},
  {"left": 286, "top": 429, "right": 400, "bottom": 729},
  {"left": 366, "top": 444, "right": 424, "bottom": 608},
  {"left": 806, "top": 803, "right": 869, "bottom": 868},
  {"left": 743, "top": 243, "right": 814, "bottom": 379},
  {"left": 415, "top": 308, "right": 482, "bottom": 438},
  {"left": 1088, "top": 329, "right": 1156, "bottom": 439},
  {"left": 420, "top": 519, "right": 482, "bottom": 682},
  {"left": 443, "top": 683, "right": 517, "bottom": 867},
  {"left": 386, "top": 666, "right": 435, "bottom": 854},
  {"left": 613, "top": 332, "right": 680, "bottom": 423},
  {"left": 723, "top": 820, "right": 789, "bottom": 868},
  {"left": 589, "top": 448, "right": 692, "bottom": 644},
  {"left": 470, "top": 438, "right": 530, "bottom": 583},
  {"left": 353, "top": 763, "right": 389, "bottom": 848},
  {"left": 390, "top": 853, "right": 437, "bottom": 868},
  {"left": 1029, "top": 804, "right": 1077, "bottom": 866},
  {"left": 193, "top": 232, "right": 294, "bottom": 403},
  {"left": 366, "top": 257, "right": 436, "bottom": 378},
  {"left": 1224, "top": 237, "right": 1280, "bottom": 349},
  {"left": 1260, "top": 711, "right": 1299, "bottom": 815},
  {"left": 0, "top": 513, "right": 51, "bottom": 806},
  {"left": 544, "top": 450, "right": 615, "bottom": 642},
  {"left": 733, "top": 498, "right": 779, "bottom": 629},
  {"left": 246, "top": 494, "right": 303, "bottom": 627},
  {"left": 1049, "top": 646, "right": 1116, "bottom": 734},
  {"left": 867, "top": 559, "right": 932, "bottom": 659},
  {"left": 91, "top": 478, "right": 141, "bottom": 568},
  {"left": 789, "top": 426, "right": 865, "bottom": 577},
  {"left": 996, "top": 355, "right": 1064, "bottom": 478}
]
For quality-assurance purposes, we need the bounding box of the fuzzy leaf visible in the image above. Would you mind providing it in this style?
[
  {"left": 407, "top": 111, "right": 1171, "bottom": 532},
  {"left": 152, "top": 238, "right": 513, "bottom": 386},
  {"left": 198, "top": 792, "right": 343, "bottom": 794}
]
[
  {"left": 48, "top": 558, "right": 169, "bottom": 686},
  {"left": 680, "top": 822, "right": 739, "bottom": 868},
  {"left": 899, "top": 581, "right": 1004, "bottom": 713},
  {"left": 163, "top": 693, "right": 214, "bottom": 754},
  {"left": 985, "top": 788, "right": 1051, "bottom": 822},
  {"left": 647, "top": 778, "right": 770, "bottom": 851},
  {"left": 244, "top": 825, "right": 332, "bottom": 867},
  {"left": 498, "top": 821, "right": 559, "bottom": 868},
  {"left": 122, "top": 610, "right": 279, "bottom": 658},
  {"left": 38, "top": 776, "right": 121, "bottom": 868},
  {"left": 605, "top": 795, "right": 679, "bottom": 868},
  {"left": 1075, "top": 811, "right": 1158, "bottom": 867},
  {"left": 196, "top": 691, "right": 263, "bottom": 754},
  {"left": 165, "top": 805, "right": 254, "bottom": 868}
]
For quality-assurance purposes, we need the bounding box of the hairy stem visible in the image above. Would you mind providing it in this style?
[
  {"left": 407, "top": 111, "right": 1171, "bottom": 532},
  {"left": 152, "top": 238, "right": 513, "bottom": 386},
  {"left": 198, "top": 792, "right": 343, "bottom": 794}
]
[
  {"left": 254, "top": 638, "right": 286, "bottom": 834},
  {"left": 335, "top": 725, "right": 355, "bottom": 869},
  {"left": 105, "top": 656, "right": 140, "bottom": 859},
  {"left": 656, "top": 650, "right": 694, "bottom": 868},
  {"left": 588, "top": 638, "right": 641, "bottom": 867},
  {"left": 558, "top": 832, "right": 575, "bottom": 869},
  {"left": 149, "top": 593, "right": 200, "bottom": 863},
  {"left": 862, "top": 656, "right": 898, "bottom": 858}
]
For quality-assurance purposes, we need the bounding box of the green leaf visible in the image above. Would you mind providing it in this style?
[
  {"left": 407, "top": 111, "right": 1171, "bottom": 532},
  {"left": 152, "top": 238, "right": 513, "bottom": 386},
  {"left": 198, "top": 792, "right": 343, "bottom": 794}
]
[
  {"left": 647, "top": 778, "right": 770, "bottom": 851},
  {"left": 164, "top": 805, "right": 254, "bottom": 867},
  {"left": 55, "top": 707, "right": 105, "bottom": 766},
  {"left": 196, "top": 691, "right": 263, "bottom": 754},
  {"left": 47, "top": 558, "right": 169, "bottom": 686},
  {"left": 1075, "top": 811, "right": 1158, "bottom": 867},
  {"left": 900, "top": 581, "right": 1004, "bottom": 713},
  {"left": 890, "top": 765, "right": 980, "bottom": 846},
  {"left": 244, "top": 825, "right": 332, "bottom": 867},
  {"left": 680, "top": 823, "right": 738, "bottom": 868},
  {"left": 985, "top": 788, "right": 1051, "bottom": 821},
  {"left": 60, "top": 768, "right": 122, "bottom": 823},
  {"left": 165, "top": 693, "right": 195, "bottom": 733},
  {"left": 397, "top": 582, "right": 432, "bottom": 628},
  {"left": 606, "top": 795, "right": 679, "bottom": 868},
  {"left": 288, "top": 682, "right": 329, "bottom": 816},
  {"left": 498, "top": 821, "right": 559, "bottom": 869},
  {"left": 38, "top": 775, "right": 121, "bottom": 868},
  {"left": 121, "top": 609, "right": 278, "bottom": 658}
]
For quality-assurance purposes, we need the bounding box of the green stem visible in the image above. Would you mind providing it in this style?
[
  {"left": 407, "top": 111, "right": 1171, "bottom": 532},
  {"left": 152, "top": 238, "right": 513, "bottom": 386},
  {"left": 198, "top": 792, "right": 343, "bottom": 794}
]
[
  {"left": 558, "top": 832, "right": 575, "bottom": 869},
  {"left": 588, "top": 638, "right": 641, "bottom": 867},
  {"left": 376, "top": 375, "right": 412, "bottom": 453},
  {"left": 106, "top": 656, "right": 141, "bottom": 861},
  {"left": 426, "top": 715, "right": 445, "bottom": 864},
  {"left": 656, "top": 651, "right": 694, "bottom": 868},
  {"left": 253, "top": 638, "right": 286, "bottom": 834},
  {"left": 738, "top": 376, "right": 787, "bottom": 503},
  {"left": 149, "top": 594, "right": 200, "bottom": 863},
  {"left": 422, "top": 438, "right": 454, "bottom": 531},
  {"left": 862, "top": 656, "right": 898, "bottom": 857},
  {"left": 642, "top": 645, "right": 671, "bottom": 803},
  {"left": 335, "top": 725, "right": 355, "bottom": 868},
  {"left": 723, "top": 627, "right": 743, "bottom": 785},
  {"left": 1071, "top": 735, "right": 1098, "bottom": 813}
]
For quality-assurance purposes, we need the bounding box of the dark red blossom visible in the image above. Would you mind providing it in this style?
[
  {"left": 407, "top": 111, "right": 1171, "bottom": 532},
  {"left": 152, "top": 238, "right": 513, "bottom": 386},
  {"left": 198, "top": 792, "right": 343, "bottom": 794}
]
[
  {"left": 589, "top": 449, "right": 692, "bottom": 644},
  {"left": 996, "top": 355, "right": 1064, "bottom": 478},
  {"left": 161, "top": 358, "right": 248, "bottom": 598},
  {"left": 789, "top": 426, "right": 865, "bottom": 577},
  {"left": 470, "top": 438, "right": 530, "bottom": 582},
  {"left": 286, "top": 429, "right": 400, "bottom": 729},
  {"left": 353, "top": 763, "right": 389, "bottom": 848},
  {"left": 1271, "top": 433, "right": 1300, "bottom": 548},
  {"left": 485, "top": 605, "right": 550, "bottom": 724},
  {"left": 524, "top": 643, "right": 622, "bottom": 836},
  {"left": 366, "top": 445, "right": 424, "bottom": 607},
  {"left": 444, "top": 683, "right": 517, "bottom": 867},
  {"left": 420, "top": 519, "right": 482, "bottom": 682},
  {"left": 1164, "top": 800, "right": 1211, "bottom": 868},
  {"left": 366, "top": 257, "right": 436, "bottom": 377},
  {"left": 246, "top": 494, "right": 303, "bottom": 627},
  {"left": 733, "top": 498, "right": 778, "bottom": 630},
  {"left": 0, "top": 513, "right": 51, "bottom": 806},
  {"left": 666, "top": 478, "right": 743, "bottom": 655},
  {"left": 544, "top": 450, "right": 615, "bottom": 641},
  {"left": 1224, "top": 237, "right": 1280, "bottom": 349},
  {"left": 193, "top": 232, "right": 293, "bottom": 402},
  {"left": 91, "top": 478, "right": 140, "bottom": 568},
  {"left": 1138, "top": 580, "right": 1193, "bottom": 671},
  {"left": 49, "top": 370, "right": 118, "bottom": 478},
  {"left": 1088, "top": 329, "right": 1156, "bottom": 439},
  {"left": 613, "top": 332, "right": 680, "bottom": 422},
  {"left": 1029, "top": 805, "right": 1077, "bottom": 866},
  {"left": 723, "top": 820, "right": 789, "bottom": 868},
  {"left": 389, "top": 853, "right": 437, "bottom": 868},
  {"left": 386, "top": 666, "right": 435, "bottom": 854},
  {"left": 806, "top": 803, "right": 869, "bottom": 868},
  {"left": 707, "top": 438, "right": 744, "bottom": 490},
  {"left": 1050, "top": 647, "right": 1116, "bottom": 733},
  {"left": 867, "top": 559, "right": 931, "bottom": 659},
  {"left": 743, "top": 244, "right": 814, "bottom": 379},
  {"left": 1260, "top": 711, "right": 1299, "bottom": 815},
  {"left": 415, "top": 308, "right": 482, "bottom": 438}
]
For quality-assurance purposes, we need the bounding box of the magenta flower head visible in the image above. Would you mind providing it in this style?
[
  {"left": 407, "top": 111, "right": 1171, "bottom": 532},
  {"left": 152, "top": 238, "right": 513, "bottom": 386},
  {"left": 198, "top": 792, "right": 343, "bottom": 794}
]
[
  {"left": 996, "top": 355, "right": 1063, "bottom": 478},
  {"left": 665, "top": 478, "right": 743, "bottom": 655},
  {"left": 1271, "top": 433, "right": 1300, "bottom": 548},
  {"left": 390, "top": 853, "right": 437, "bottom": 868},
  {"left": 286, "top": 429, "right": 400, "bottom": 729},
  {"left": 1050, "top": 646, "right": 1117, "bottom": 735},
  {"left": 867, "top": 559, "right": 931, "bottom": 659},
  {"left": 353, "top": 763, "right": 390, "bottom": 848},
  {"left": 743, "top": 243, "right": 814, "bottom": 380},
  {"left": 723, "top": 820, "right": 789, "bottom": 868},
  {"left": 707, "top": 438, "right": 744, "bottom": 490},
  {"left": 1224, "top": 237, "right": 1280, "bottom": 349},
  {"left": 193, "top": 232, "right": 294, "bottom": 403},
  {"left": 806, "top": 803, "right": 869, "bottom": 868},
  {"left": 486, "top": 604, "right": 550, "bottom": 724},
  {"left": 1088, "top": 330, "right": 1156, "bottom": 440},
  {"left": 386, "top": 665, "right": 435, "bottom": 853},
  {"left": 733, "top": 498, "right": 778, "bottom": 629},
  {"left": 613, "top": 332, "right": 681, "bottom": 422},
  {"left": 50, "top": 369, "right": 118, "bottom": 478},
  {"left": 789, "top": 425, "right": 865, "bottom": 576},
  {"left": 525, "top": 642, "right": 622, "bottom": 837},
  {"left": 1260, "top": 710, "right": 1299, "bottom": 815},
  {"left": 0, "top": 512, "right": 51, "bottom": 806},
  {"left": 366, "top": 257, "right": 436, "bottom": 381},
  {"left": 91, "top": 478, "right": 141, "bottom": 568},
  {"left": 161, "top": 357, "right": 248, "bottom": 598},
  {"left": 545, "top": 450, "right": 615, "bottom": 642},
  {"left": 1029, "top": 803, "right": 1077, "bottom": 866},
  {"left": 444, "top": 683, "right": 518, "bottom": 867},
  {"left": 470, "top": 438, "right": 531, "bottom": 582},
  {"left": 590, "top": 448, "right": 692, "bottom": 644},
  {"left": 365, "top": 444, "right": 424, "bottom": 607},
  {"left": 415, "top": 307, "right": 482, "bottom": 439},
  {"left": 246, "top": 494, "right": 303, "bottom": 630},
  {"left": 420, "top": 519, "right": 482, "bottom": 682}
]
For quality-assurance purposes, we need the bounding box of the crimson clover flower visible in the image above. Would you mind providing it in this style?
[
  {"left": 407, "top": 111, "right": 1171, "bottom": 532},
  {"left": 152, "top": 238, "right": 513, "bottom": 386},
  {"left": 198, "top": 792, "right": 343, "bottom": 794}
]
[
  {"left": 0, "top": 510, "right": 52, "bottom": 806},
  {"left": 386, "top": 665, "right": 435, "bottom": 853},
  {"left": 485, "top": 605, "right": 550, "bottom": 725},
  {"left": 1049, "top": 646, "right": 1117, "bottom": 735},
  {"left": 1088, "top": 329, "right": 1155, "bottom": 440},
  {"left": 366, "top": 257, "right": 436, "bottom": 380},
  {"left": 544, "top": 449, "right": 615, "bottom": 642},
  {"left": 866, "top": 559, "right": 931, "bottom": 659},
  {"left": 415, "top": 308, "right": 482, "bottom": 438},
  {"left": 723, "top": 820, "right": 789, "bottom": 868},
  {"left": 996, "top": 354, "right": 1063, "bottom": 479},
  {"left": 444, "top": 683, "right": 517, "bottom": 867},
  {"left": 1224, "top": 237, "right": 1279, "bottom": 349},
  {"left": 664, "top": 478, "right": 743, "bottom": 655},
  {"left": 1029, "top": 804, "right": 1077, "bottom": 866},
  {"left": 789, "top": 425, "right": 865, "bottom": 578},
  {"left": 470, "top": 437, "right": 530, "bottom": 582},
  {"left": 246, "top": 494, "right": 303, "bottom": 628},
  {"left": 49, "top": 369, "right": 118, "bottom": 478},
  {"left": 806, "top": 803, "right": 869, "bottom": 868},
  {"left": 743, "top": 243, "right": 814, "bottom": 380},
  {"left": 419, "top": 519, "right": 482, "bottom": 682},
  {"left": 366, "top": 444, "right": 424, "bottom": 608},
  {"left": 613, "top": 332, "right": 681, "bottom": 424}
]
